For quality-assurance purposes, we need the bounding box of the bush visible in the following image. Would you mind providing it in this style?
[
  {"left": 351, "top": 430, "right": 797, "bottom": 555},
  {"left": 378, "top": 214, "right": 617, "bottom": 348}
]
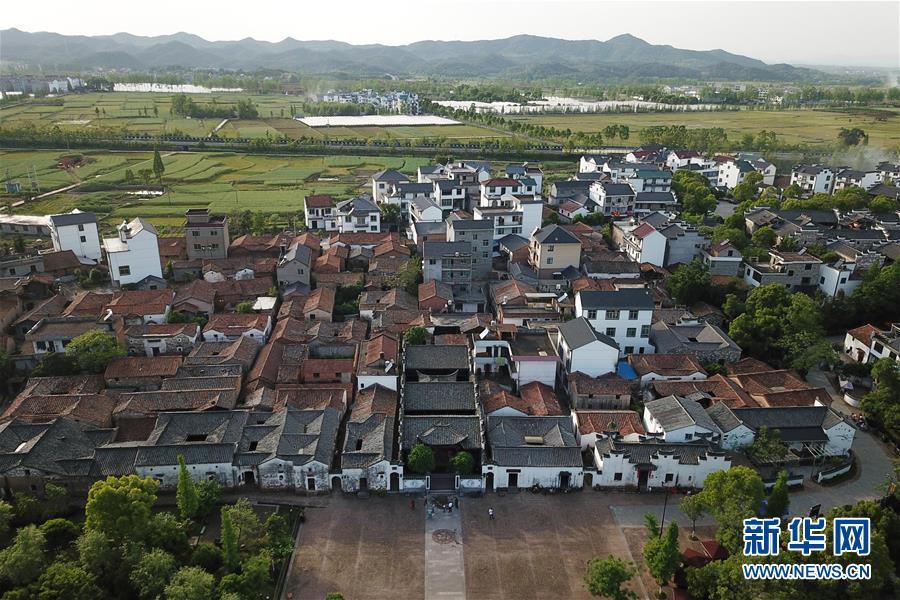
[{"left": 40, "top": 518, "right": 80, "bottom": 552}]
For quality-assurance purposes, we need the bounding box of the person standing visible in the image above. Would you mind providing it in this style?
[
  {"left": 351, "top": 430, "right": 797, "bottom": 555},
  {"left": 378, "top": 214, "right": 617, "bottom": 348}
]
[
  {"left": 448, "top": 499, "right": 454, "bottom": 512},
  {"left": 489, "top": 507, "right": 495, "bottom": 520},
  {"left": 410, "top": 498, "right": 415, "bottom": 511}
]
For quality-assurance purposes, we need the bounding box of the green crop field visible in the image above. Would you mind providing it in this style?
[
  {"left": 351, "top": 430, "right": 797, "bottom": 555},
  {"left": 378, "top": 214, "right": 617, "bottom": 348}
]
[
  {"left": 509, "top": 108, "right": 900, "bottom": 149},
  {"left": 0, "top": 150, "right": 529, "bottom": 235},
  {"left": 0, "top": 92, "right": 509, "bottom": 142}
]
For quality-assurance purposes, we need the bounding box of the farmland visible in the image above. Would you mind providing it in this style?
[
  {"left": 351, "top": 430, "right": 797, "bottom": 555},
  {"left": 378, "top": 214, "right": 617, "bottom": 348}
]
[
  {"left": 509, "top": 108, "right": 900, "bottom": 149},
  {"left": 0, "top": 149, "right": 451, "bottom": 232},
  {"left": 0, "top": 92, "right": 510, "bottom": 142},
  {"left": 0, "top": 149, "right": 578, "bottom": 233}
]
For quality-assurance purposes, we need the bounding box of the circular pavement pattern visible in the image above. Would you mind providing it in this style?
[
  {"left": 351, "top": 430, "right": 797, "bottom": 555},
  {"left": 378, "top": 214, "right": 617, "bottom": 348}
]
[{"left": 432, "top": 529, "right": 457, "bottom": 545}]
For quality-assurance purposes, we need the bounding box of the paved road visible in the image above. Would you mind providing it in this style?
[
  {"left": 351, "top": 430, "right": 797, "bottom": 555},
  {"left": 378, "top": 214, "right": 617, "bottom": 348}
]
[{"left": 425, "top": 497, "right": 466, "bottom": 600}]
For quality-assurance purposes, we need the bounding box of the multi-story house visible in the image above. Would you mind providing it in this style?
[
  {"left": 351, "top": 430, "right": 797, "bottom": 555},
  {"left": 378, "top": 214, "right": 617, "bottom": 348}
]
[
  {"left": 335, "top": 196, "right": 381, "bottom": 233},
  {"left": 473, "top": 196, "right": 543, "bottom": 242},
  {"left": 371, "top": 169, "right": 409, "bottom": 202},
  {"left": 701, "top": 240, "right": 743, "bottom": 276},
  {"left": 433, "top": 179, "right": 467, "bottom": 214},
  {"left": 446, "top": 217, "right": 494, "bottom": 280},
  {"left": 276, "top": 241, "right": 313, "bottom": 291},
  {"left": 103, "top": 218, "right": 163, "bottom": 286},
  {"left": 528, "top": 224, "right": 581, "bottom": 279},
  {"left": 575, "top": 289, "right": 655, "bottom": 356},
  {"left": 833, "top": 169, "right": 879, "bottom": 192},
  {"left": 304, "top": 195, "right": 338, "bottom": 231},
  {"left": 48, "top": 210, "right": 101, "bottom": 262},
  {"left": 422, "top": 241, "right": 472, "bottom": 286},
  {"left": 479, "top": 178, "right": 535, "bottom": 207},
  {"left": 659, "top": 222, "right": 709, "bottom": 266},
  {"left": 716, "top": 159, "right": 756, "bottom": 189},
  {"left": 621, "top": 222, "right": 667, "bottom": 267},
  {"left": 185, "top": 208, "right": 229, "bottom": 260},
  {"left": 743, "top": 250, "right": 822, "bottom": 291},
  {"left": 589, "top": 182, "right": 636, "bottom": 216},
  {"left": 554, "top": 317, "right": 619, "bottom": 380},
  {"left": 623, "top": 169, "right": 672, "bottom": 193},
  {"left": 506, "top": 163, "right": 544, "bottom": 190},
  {"left": 633, "top": 192, "right": 678, "bottom": 214},
  {"left": 876, "top": 161, "right": 900, "bottom": 184},
  {"left": 791, "top": 165, "right": 836, "bottom": 195}
]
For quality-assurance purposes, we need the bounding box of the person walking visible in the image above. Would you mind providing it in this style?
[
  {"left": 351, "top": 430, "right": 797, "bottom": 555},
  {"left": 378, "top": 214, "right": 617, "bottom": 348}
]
[
  {"left": 410, "top": 498, "right": 415, "bottom": 511},
  {"left": 448, "top": 499, "right": 454, "bottom": 512},
  {"left": 489, "top": 507, "right": 495, "bottom": 520}
]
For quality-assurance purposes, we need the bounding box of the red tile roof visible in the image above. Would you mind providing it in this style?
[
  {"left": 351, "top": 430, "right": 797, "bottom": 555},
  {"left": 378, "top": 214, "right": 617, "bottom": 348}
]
[
  {"left": 305, "top": 194, "right": 335, "bottom": 208},
  {"left": 630, "top": 354, "right": 706, "bottom": 377},
  {"left": 105, "top": 355, "right": 183, "bottom": 379},
  {"left": 576, "top": 410, "right": 645, "bottom": 437},
  {"left": 846, "top": 324, "right": 880, "bottom": 347}
]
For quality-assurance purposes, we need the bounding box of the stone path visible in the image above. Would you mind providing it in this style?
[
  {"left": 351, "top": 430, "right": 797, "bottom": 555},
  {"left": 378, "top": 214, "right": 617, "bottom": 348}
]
[{"left": 424, "top": 497, "right": 466, "bottom": 600}]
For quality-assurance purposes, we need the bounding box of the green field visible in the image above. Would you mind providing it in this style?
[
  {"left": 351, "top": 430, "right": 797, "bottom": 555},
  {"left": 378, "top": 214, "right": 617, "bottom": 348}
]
[
  {"left": 0, "top": 92, "right": 510, "bottom": 142},
  {"left": 510, "top": 108, "right": 900, "bottom": 149},
  {"left": 0, "top": 150, "right": 484, "bottom": 234}
]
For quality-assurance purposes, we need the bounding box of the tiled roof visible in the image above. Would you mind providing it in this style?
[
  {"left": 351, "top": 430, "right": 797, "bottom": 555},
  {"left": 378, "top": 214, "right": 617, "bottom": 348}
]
[
  {"left": 486, "top": 416, "right": 581, "bottom": 467},
  {"left": 404, "top": 382, "right": 475, "bottom": 413},
  {"left": 402, "top": 416, "right": 481, "bottom": 449},
  {"left": 569, "top": 372, "right": 634, "bottom": 397},
  {"left": 204, "top": 313, "right": 269, "bottom": 336},
  {"left": 105, "top": 356, "right": 183, "bottom": 379},
  {"left": 576, "top": 410, "right": 645, "bottom": 437},
  {"left": 404, "top": 344, "right": 470, "bottom": 371},
  {"left": 846, "top": 324, "right": 880, "bottom": 346},
  {"left": 630, "top": 354, "right": 706, "bottom": 377},
  {"left": 645, "top": 395, "right": 718, "bottom": 432}
]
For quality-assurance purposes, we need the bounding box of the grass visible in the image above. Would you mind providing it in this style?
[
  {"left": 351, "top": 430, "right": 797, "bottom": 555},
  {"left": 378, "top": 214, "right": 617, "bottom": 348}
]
[
  {"left": 2, "top": 149, "right": 563, "bottom": 234},
  {"left": 509, "top": 108, "right": 900, "bottom": 149}
]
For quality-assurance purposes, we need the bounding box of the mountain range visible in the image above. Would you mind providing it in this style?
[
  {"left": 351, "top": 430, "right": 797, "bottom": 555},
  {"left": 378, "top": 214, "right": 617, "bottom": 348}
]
[{"left": 0, "top": 29, "right": 821, "bottom": 81}]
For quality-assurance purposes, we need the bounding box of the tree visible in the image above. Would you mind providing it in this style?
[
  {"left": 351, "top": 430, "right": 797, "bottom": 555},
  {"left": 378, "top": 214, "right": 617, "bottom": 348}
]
[
  {"left": 380, "top": 204, "right": 402, "bottom": 229},
  {"left": 407, "top": 442, "right": 436, "bottom": 474},
  {"left": 264, "top": 513, "right": 295, "bottom": 561},
  {"left": 221, "top": 507, "right": 239, "bottom": 571},
  {"left": 584, "top": 556, "right": 636, "bottom": 599},
  {"left": 750, "top": 226, "right": 776, "bottom": 248},
  {"left": 325, "top": 594, "right": 345, "bottom": 600},
  {"left": 191, "top": 543, "right": 224, "bottom": 573},
  {"left": 176, "top": 455, "right": 200, "bottom": 520},
  {"left": 765, "top": 470, "right": 790, "bottom": 519},
  {"left": 0, "top": 525, "right": 46, "bottom": 586},
  {"left": 85, "top": 475, "right": 159, "bottom": 543},
  {"left": 870, "top": 196, "right": 898, "bottom": 214},
  {"left": 838, "top": 127, "right": 867, "bottom": 146},
  {"left": 732, "top": 171, "right": 763, "bottom": 203},
  {"left": 404, "top": 326, "right": 427, "bottom": 346},
  {"left": 236, "top": 301, "right": 254, "bottom": 314},
  {"left": 31, "top": 352, "right": 80, "bottom": 377},
  {"left": 666, "top": 260, "right": 711, "bottom": 306},
  {"left": 642, "top": 515, "right": 680, "bottom": 596},
  {"left": 196, "top": 479, "right": 221, "bottom": 518},
  {"left": 862, "top": 358, "right": 900, "bottom": 433},
  {"left": 387, "top": 258, "right": 422, "bottom": 296},
  {"left": 131, "top": 548, "right": 177, "bottom": 600},
  {"left": 146, "top": 512, "right": 189, "bottom": 558},
  {"left": 167, "top": 310, "right": 187, "bottom": 323},
  {"left": 218, "top": 551, "right": 271, "bottom": 599},
  {"left": 152, "top": 149, "right": 165, "bottom": 182},
  {"left": 696, "top": 467, "right": 765, "bottom": 554},
  {"left": 0, "top": 500, "right": 12, "bottom": 543},
  {"left": 672, "top": 170, "right": 716, "bottom": 216},
  {"left": 222, "top": 498, "right": 260, "bottom": 551},
  {"left": 680, "top": 494, "right": 705, "bottom": 538},
  {"left": 65, "top": 330, "right": 126, "bottom": 374},
  {"left": 36, "top": 561, "right": 101, "bottom": 600},
  {"left": 164, "top": 566, "right": 216, "bottom": 600},
  {"left": 43, "top": 483, "right": 69, "bottom": 519},
  {"left": 40, "top": 518, "right": 79, "bottom": 552},
  {"left": 450, "top": 451, "right": 474, "bottom": 475},
  {"left": 745, "top": 426, "right": 788, "bottom": 464}
]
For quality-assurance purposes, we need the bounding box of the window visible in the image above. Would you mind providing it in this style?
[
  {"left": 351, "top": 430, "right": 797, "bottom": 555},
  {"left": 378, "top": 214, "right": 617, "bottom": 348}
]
[
  {"left": 627, "top": 328, "right": 636, "bottom": 337},
  {"left": 547, "top": 244, "right": 555, "bottom": 252},
  {"left": 483, "top": 240, "right": 489, "bottom": 246},
  {"left": 614, "top": 473, "right": 623, "bottom": 481},
  {"left": 606, "top": 310, "right": 620, "bottom": 319},
  {"left": 210, "top": 230, "right": 218, "bottom": 235},
  {"left": 805, "top": 264, "right": 812, "bottom": 270},
  {"left": 192, "top": 230, "right": 200, "bottom": 236},
  {"left": 482, "top": 252, "right": 489, "bottom": 259},
  {"left": 820, "top": 277, "right": 825, "bottom": 284},
  {"left": 118, "top": 265, "right": 131, "bottom": 276},
  {"left": 78, "top": 224, "right": 85, "bottom": 231},
  {"left": 80, "top": 236, "right": 86, "bottom": 243},
  {"left": 606, "top": 328, "right": 616, "bottom": 337},
  {"left": 664, "top": 473, "right": 674, "bottom": 483},
  {"left": 36, "top": 341, "right": 47, "bottom": 351},
  {"left": 429, "top": 259, "right": 436, "bottom": 265},
  {"left": 547, "top": 257, "right": 553, "bottom": 265},
  {"left": 640, "top": 325, "right": 650, "bottom": 338},
  {"left": 625, "top": 346, "right": 634, "bottom": 354},
  {"left": 587, "top": 309, "right": 597, "bottom": 320},
  {"left": 628, "top": 310, "right": 639, "bottom": 320},
  {"left": 685, "top": 433, "right": 693, "bottom": 440},
  {"left": 194, "top": 244, "right": 202, "bottom": 250}
]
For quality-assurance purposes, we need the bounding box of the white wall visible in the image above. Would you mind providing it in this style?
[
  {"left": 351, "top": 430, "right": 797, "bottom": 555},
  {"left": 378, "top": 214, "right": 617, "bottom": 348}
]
[
  {"left": 52, "top": 222, "right": 101, "bottom": 261},
  {"left": 638, "top": 371, "right": 706, "bottom": 389},
  {"left": 576, "top": 301, "right": 654, "bottom": 357},
  {"left": 483, "top": 464, "right": 583, "bottom": 490},
  {"left": 824, "top": 422, "right": 855, "bottom": 456},
  {"left": 107, "top": 230, "right": 162, "bottom": 286},
  {"left": 513, "top": 358, "right": 557, "bottom": 388},
  {"left": 357, "top": 374, "right": 398, "bottom": 391},
  {"left": 558, "top": 334, "right": 618, "bottom": 378}
]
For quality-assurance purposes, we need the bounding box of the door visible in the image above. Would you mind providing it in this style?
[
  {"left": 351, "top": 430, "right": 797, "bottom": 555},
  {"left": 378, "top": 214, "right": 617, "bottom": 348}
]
[
  {"left": 508, "top": 472, "right": 519, "bottom": 489},
  {"left": 559, "top": 472, "right": 571, "bottom": 489},
  {"left": 306, "top": 476, "right": 316, "bottom": 491},
  {"left": 637, "top": 468, "right": 649, "bottom": 489},
  {"left": 359, "top": 477, "right": 368, "bottom": 491},
  {"left": 389, "top": 473, "right": 400, "bottom": 492}
]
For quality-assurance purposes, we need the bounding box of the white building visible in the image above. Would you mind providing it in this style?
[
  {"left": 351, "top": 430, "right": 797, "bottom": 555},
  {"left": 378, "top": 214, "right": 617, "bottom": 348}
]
[
  {"left": 589, "top": 182, "right": 636, "bottom": 217},
  {"left": 590, "top": 436, "right": 730, "bottom": 490},
  {"left": 621, "top": 222, "right": 667, "bottom": 267},
  {"left": 103, "top": 218, "right": 162, "bottom": 286},
  {"left": 643, "top": 395, "right": 721, "bottom": 443},
  {"left": 49, "top": 210, "right": 101, "bottom": 262},
  {"left": 575, "top": 289, "right": 655, "bottom": 356},
  {"left": 473, "top": 196, "right": 543, "bottom": 242},
  {"left": 833, "top": 169, "right": 879, "bottom": 192},
  {"left": 791, "top": 165, "right": 836, "bottom": 195},
  {"left": 554, "top": 317, "right": 619, "bottom": 379},
  {"left": 335, "top": 196, "right": 381, "bottom": 233},
  {"left": 371, "top": 169, "right": 409, "bottom": 202}
]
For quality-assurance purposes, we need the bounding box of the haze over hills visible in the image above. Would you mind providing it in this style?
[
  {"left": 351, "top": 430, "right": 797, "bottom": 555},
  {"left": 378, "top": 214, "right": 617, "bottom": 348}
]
[{"left": 0, "top": 28, "right": 823, "bottom": 81}]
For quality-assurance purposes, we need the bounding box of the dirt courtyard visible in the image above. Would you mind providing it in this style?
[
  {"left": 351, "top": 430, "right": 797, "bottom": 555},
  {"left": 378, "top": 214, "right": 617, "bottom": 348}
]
[{"left": 284, "top": 491, "right": 681, "bottom": 600}]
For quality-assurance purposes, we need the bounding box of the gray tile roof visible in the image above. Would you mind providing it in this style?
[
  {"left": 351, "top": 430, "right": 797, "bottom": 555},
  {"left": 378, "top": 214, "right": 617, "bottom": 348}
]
[
  {"left": 533, "top": 224, "right": 580, "bottom": 245},
  {"left": 595, "top": 436, "right": 722, "bottom": 466},
  {"left": 422, "top": 241, "right": 470, "bottom": 258},
  {"left": 449, "top": 219, "right": 493, "bottom": 231},
  {"left": 644, "top": 395, "right": 719, "bottom": 432},
  {"left": 731, "top": 406, "right": 831, "bottom": 443},
  {"left": 49, "top": 211, "right": 96, "bottom": 227},
  {"left": 557, "top": 317, "right": 618, "bottom": 350},
  {"left": 402, "top": 415, "right": 482, "bottom": 450},
  {"left": 404, "top": 344, "right": 470, "bottom": 371},
  {"left": 403, "top": 382, "right": 475, "bottom": 413}
]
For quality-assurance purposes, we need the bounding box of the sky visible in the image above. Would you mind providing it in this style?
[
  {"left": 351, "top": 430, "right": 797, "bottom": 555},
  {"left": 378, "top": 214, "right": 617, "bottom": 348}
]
[{"left": 2, "top": 0, "right": 898, "bottom": 68}]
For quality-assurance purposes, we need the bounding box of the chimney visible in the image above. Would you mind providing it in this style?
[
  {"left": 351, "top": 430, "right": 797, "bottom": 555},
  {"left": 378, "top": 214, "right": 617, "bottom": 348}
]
[{"left": 117, "top": 220, "right": 129, "bottom": 242}]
